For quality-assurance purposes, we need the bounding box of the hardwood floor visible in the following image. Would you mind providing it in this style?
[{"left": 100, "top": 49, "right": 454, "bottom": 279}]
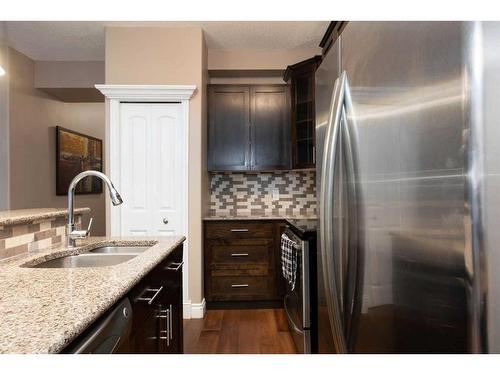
[{"left": 183, "top": 309, "right": 297, "bottom": 354}]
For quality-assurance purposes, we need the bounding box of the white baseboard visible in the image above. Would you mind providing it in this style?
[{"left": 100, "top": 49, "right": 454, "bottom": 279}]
[{"left": 183, "top": 298, "right": 206, "bottom": 319}]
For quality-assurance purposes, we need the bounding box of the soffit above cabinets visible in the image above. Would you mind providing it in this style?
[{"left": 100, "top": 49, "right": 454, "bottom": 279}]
[{"left": 34, "top": 60, "right": 105, "bottom": 102}]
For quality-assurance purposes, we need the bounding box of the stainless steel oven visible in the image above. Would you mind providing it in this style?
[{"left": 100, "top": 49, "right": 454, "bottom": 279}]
[{"left": 282, "top": 224, "right": 317, "bottom": 354}]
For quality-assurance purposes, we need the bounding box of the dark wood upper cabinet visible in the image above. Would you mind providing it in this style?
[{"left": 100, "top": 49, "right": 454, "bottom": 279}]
[
  {"left": 208, "top": 85, "right": 250, "bottom": 171},
  {"left": 283, "top": 56, "right": 322, "bottom": 169},
  {"left": 250, "top": 86, "right": 290, "bottom": 170},
  {"left": 208, "top": 84, "right": 291, "bottom": 172}
]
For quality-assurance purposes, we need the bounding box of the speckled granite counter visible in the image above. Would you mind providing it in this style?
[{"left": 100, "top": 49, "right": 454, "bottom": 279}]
[
  {"left": 0, "top": 207, "right": 90, "bottom": 226},
  {"left": 203, "top": 214, "right": 317, "bottom": 221},
  {"left": 0, "top": 235, "right": 185, "bottom": 353}
]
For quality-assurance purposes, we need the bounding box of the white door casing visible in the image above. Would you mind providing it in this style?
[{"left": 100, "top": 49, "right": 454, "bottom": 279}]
[{"left": 96, "top": 84, "right": 195, "bottom": 308}]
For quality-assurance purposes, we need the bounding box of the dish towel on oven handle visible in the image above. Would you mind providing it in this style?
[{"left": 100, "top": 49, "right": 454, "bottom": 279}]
[{"left": 281, "top": 233, "right": 298, "bottom": 291}]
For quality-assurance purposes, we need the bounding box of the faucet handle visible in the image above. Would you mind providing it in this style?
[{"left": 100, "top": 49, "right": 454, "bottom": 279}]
[
  {"left": 68, "top": 217, "right": 93, "bottom": 240},
  {"left": 86, "top": 218, "right": 94, "bottom": 236}
]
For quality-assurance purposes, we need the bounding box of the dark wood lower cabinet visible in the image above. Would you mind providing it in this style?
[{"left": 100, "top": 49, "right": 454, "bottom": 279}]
[
  {"left": 128, "top": 244, "right": 184, "bottom": 354},
  {"left": 204, "top": 221, "right": 285, "bottom": 308}
]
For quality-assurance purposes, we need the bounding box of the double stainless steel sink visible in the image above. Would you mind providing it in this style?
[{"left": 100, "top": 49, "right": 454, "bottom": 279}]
[{"left": 30, "top": 246, "right": 151, "bottom": 269}]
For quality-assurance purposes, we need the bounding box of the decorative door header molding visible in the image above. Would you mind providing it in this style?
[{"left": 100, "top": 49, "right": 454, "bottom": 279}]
[{"left": 95, "top": 84, "right": 197, "bottom": 101}]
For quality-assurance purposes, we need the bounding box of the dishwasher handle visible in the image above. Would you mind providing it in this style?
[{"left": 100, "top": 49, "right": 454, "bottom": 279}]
[{"left": 64, "top": 298, "right": 133, "bottom": 354}]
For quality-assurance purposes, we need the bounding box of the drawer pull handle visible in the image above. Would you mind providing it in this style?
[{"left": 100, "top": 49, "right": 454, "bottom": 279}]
[
  {"left": 231, "top": 253, "right": 249, "bottom": 257},
  {"left": 230, "top": 229, "right": 249, "bottom": 232},
  {"left": 165, "top": 261, "right": 183, "bottom": 271},
  {"left": 231, "top": 284, "right": 249, "bottom": 288},
  {"left": 159, "top": 308, "right": 171, "bottom": 346},
  {"left": 169, "top": 304, "right": 173, "bottom": 340},
  {"left": 137, "top": 286, "right": 163, "bottom": 305}
]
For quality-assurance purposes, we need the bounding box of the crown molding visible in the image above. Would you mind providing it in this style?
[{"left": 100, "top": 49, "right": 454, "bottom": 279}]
[{"left": 95, "top": 84, "right": 197, "bottom": 101}]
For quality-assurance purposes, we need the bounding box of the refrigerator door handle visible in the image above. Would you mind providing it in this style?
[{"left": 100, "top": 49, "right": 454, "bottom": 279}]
[
  {"left": 319, "top": 73, "right": 348, "bottom": 353},
  {"left": 340, "top": 72, "right": 364, "bottom": 351}
]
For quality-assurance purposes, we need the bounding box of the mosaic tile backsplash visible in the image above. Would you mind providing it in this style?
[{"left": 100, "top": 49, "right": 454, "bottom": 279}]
[
  {"left": 209, "top": 171, "right": 317, "bottom": 216},
  {"left": 0, "top": 215, "right": 82, "bottom": 260}
]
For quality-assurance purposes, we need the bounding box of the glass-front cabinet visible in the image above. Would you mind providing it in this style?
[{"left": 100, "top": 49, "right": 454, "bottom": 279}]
[{"left": 283, "top": 55, "right": 322, "bottom": 169}]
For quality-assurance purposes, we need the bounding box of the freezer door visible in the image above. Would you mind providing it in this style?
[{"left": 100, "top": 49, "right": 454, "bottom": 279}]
[
  {"left": 315, "top": 37, "right": 342, "bottom": 354},
  {"left": 341, "top": 22, "right": 468, "bottom": 353},
  {"left": 470, "top": 22, "right": 500, "bottom": 353}
]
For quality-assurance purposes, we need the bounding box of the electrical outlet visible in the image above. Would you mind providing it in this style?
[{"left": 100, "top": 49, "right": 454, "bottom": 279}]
[{"left": 272, "top": 188, "right": 279, "bottom": 201}]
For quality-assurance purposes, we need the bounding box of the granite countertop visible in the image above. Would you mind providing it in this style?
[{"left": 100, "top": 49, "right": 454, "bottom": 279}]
[
  {"left": 0, "top": 235, "right": 185, "bottom": 353},
  {"left": 203, "top": 214, "right": 318, "bottom": 236},
  {"left": 203, "top": 214, "right": 317, "bottom": 221},
  {"left": 0, "top": 207, "right": 91, "bottom": 226}
]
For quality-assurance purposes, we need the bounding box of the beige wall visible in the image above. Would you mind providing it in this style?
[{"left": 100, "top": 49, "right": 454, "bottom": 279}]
[
  {"left": 8, "top": 48, "right": 106, "bottom": 235},
  {"left": 0, "top": 45, "right": 9, "bottom": 210},
  {"left": 34, "top": 61, "right": 104, "bottom": 88},
  {"left": 207, "top": 47, "right": 321, "bottom": 70},
  {"left": 105, "top": 26, "right": 208, "bottom": 305}
]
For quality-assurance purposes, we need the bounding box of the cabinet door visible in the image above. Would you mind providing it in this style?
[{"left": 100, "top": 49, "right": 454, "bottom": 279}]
[
  {"left": 131, "top": 287, "right": 162, "bottom": 353},
  {"left": 208, "top": 85, "right": 250, "bottom": 171},
  {"left": 131, "top": 315, "right": 159, "bottom": 353},
  {"left": 159, "top": 281, "right": 182, "bottom": 353},
  {"left": 250, "top": 85, "right": 291, "bottom": 170},
  {"left": 159, "top": 263, "right": 183, "bottom": 354}
]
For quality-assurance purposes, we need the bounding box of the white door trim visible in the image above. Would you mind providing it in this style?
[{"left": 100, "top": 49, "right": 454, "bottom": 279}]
[{"left": 96, "top": 84, "right": 196, "bottom": 306}]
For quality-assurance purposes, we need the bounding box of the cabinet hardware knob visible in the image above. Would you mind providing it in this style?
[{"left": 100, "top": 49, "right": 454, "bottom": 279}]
[{"left": 163, "top": 218, "right": 169, "bottom": 224}]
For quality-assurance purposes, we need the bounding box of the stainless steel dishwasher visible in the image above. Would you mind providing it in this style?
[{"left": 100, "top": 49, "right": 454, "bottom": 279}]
[{"left": 63, "top": 298, "right": 133, "bottom": 354}]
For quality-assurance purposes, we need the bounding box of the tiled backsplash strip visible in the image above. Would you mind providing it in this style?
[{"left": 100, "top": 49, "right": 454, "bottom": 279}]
[
  {"left": 209, "top": 170, "right": 316, "bottom": 216},
  {"left": 0, "top": 215, "right": 81, "bottom": 260}
]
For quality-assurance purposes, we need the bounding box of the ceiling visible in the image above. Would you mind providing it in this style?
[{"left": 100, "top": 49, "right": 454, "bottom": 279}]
[{"left": 3, "top": 21, "right": 329, "bottom": 61}]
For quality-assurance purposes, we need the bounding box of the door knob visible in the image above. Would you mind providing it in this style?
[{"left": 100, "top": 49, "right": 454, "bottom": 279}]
[{"left": 163, "top": 218, "right": 169, "bottom": 224}]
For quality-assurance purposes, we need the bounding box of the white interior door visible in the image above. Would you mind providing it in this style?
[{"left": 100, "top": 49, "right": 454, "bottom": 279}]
[{"left": 119, "top": 103, "right": 186, "bottom": 237}]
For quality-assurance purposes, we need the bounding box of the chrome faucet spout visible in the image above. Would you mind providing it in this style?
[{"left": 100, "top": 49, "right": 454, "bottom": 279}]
[{"left": 67, "top": 171, "right": 123, "bottom": 247}]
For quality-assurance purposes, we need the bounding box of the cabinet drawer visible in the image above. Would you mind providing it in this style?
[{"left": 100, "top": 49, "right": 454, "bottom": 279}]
[
  {"left": 210, "top": 276, "right": 275, "bottom": 300},
  {"left": 210, "top": 265, "right": 269, "bottom": 277},
  {"left": 208, "top": 239, "right": 270, "bottom": 265},
  {"left": 205, "top": 222, "right": 274, "bottom": 239}
]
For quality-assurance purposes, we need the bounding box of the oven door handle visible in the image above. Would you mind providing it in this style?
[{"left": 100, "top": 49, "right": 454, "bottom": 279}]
[{"left": 284, "top": 294, "right": 305, "bottom": 335}]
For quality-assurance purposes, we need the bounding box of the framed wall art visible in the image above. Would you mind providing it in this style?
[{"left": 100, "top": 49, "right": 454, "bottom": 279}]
[{"left": 56, "top": 126, "right": 103, "bottom": 195}]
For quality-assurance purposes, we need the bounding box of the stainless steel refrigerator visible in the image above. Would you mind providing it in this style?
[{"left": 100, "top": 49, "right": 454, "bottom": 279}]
[{"left": 315, "top": 21, "right": 500, "bottom": 353}]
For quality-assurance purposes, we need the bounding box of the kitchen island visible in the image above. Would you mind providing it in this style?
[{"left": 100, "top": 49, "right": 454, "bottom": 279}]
[{"left": 0, "top": 235, "right": 185, "bottom": 353}]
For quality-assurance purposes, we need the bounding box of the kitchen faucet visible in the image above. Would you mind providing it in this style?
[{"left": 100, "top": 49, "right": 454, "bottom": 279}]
[{"left": 67, "top": 170, "right": 123, "bottom": 247}]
